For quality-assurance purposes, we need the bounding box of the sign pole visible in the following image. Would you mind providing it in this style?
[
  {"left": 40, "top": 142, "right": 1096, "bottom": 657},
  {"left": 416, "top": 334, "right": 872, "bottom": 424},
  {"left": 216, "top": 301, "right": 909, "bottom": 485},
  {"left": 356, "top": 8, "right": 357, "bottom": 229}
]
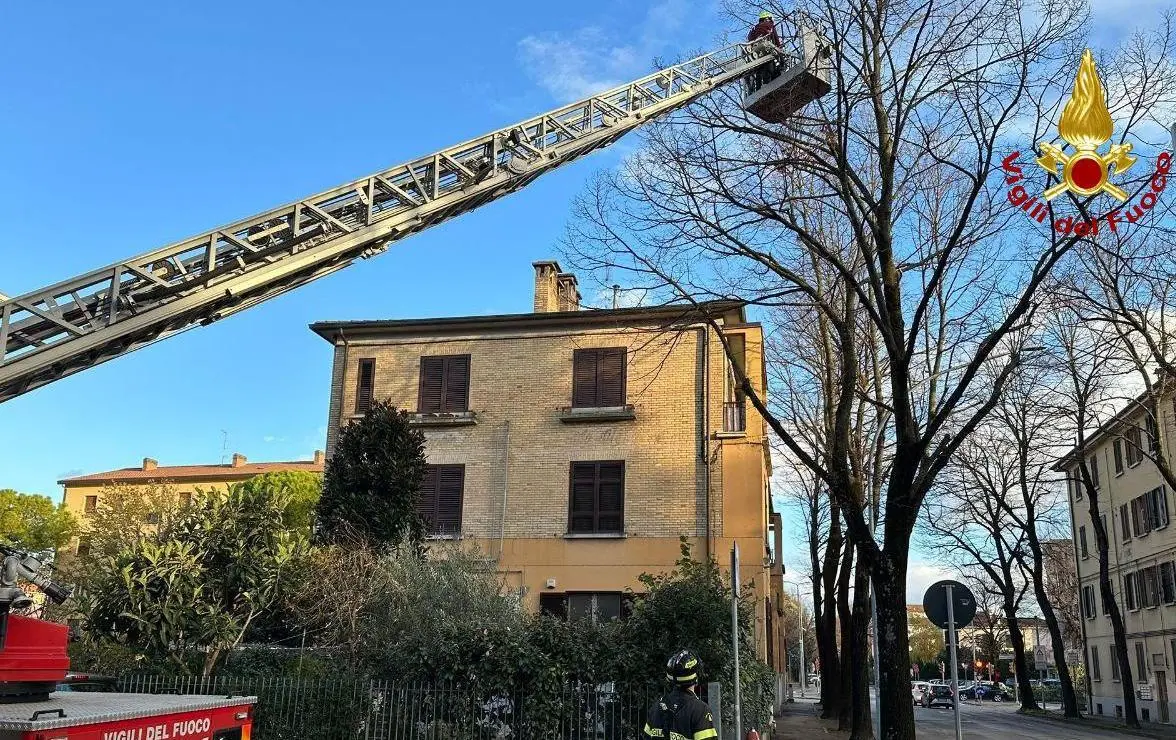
[
  {"left": 732, "top": 542, "right": 742, "bottom": 740},
  {"left": 946, "top": 584, "right": 963, "bottom": 740}
]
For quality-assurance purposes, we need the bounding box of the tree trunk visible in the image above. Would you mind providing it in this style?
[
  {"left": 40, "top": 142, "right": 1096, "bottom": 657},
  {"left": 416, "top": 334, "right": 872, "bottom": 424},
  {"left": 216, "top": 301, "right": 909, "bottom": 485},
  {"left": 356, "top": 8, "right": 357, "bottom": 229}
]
[
  {"left": 1004, "top": 610, "right": 1038, "bottom": 711},
  {"left": 809, "top": 489, "right": 826, "bottom": 702},
  {"left": 1088, "top": 490, "right": 1140, "bottom": 727},
  {"left": 1024, "top": 533, "right": 1081, "bottom": 716},
  {"left": 837, "top": 538, "right": 854, "bottom": 730},
  {"left": 872, "top": 553, "right": 916, "bottom": 740},
  {"left": 819, "top": 505, "right": 844, "bottom": 718},
  {"left": 849, "top": 543, "right": 875, "bottom": 740}
]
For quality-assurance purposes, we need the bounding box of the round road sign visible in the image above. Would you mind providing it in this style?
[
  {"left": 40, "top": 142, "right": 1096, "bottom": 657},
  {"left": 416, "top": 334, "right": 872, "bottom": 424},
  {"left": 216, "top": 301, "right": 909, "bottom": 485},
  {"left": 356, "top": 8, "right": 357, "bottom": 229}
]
[{"left": 922, "top": 580, "right": 977, "bottom": 630}]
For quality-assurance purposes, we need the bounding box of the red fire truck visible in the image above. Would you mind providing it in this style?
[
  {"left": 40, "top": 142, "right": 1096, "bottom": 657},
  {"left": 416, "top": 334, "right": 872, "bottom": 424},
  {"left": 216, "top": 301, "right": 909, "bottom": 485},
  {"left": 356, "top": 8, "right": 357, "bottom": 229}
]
[{"left": 0, "top": 546, "right": 255, "bottom": 740}]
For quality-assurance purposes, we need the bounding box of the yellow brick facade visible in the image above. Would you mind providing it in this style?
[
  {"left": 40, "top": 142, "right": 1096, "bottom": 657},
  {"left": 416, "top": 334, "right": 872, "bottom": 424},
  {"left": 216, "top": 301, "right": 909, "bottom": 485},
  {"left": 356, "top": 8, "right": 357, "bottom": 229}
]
[{"left": 314, "top": 268, "right": 784, "bottom": 665}]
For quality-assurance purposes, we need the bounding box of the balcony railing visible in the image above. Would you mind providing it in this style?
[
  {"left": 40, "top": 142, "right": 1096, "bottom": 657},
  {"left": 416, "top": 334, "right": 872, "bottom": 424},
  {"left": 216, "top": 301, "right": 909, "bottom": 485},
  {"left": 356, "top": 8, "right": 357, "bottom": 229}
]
[{"left": 723, "top": 401, "right": 746, "bottom": 433}]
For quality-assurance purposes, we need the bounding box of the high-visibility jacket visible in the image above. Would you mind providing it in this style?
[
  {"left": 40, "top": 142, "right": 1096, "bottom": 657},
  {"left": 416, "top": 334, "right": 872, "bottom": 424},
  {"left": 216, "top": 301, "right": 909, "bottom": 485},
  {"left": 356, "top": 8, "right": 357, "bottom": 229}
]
[{"left": 643, "top": 687, "right": 718, "bottom": 740}]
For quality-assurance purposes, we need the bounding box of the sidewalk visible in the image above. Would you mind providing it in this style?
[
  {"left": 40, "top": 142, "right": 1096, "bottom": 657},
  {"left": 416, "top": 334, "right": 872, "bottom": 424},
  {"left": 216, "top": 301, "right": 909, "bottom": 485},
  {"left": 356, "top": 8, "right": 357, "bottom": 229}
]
[
  {"left": 773, "top": 698, "right": 846, "bottom": 739},
  {"left": 1038, "top": 710, "right": 1176, "bottom": 740}
]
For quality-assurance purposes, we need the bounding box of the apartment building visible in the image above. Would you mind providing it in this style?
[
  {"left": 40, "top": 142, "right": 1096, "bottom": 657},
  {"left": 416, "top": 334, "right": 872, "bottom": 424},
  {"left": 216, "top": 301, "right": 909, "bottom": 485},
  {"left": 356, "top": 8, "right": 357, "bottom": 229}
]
[
  {"left": 311, "top": 261, "right": 786, "bottom": 666},
  {"left": 60, "top": 451, "right": 324, "bottom": 555},
  {"left": 1059, "top": 398, "right": 1176, "bottom": 722}
]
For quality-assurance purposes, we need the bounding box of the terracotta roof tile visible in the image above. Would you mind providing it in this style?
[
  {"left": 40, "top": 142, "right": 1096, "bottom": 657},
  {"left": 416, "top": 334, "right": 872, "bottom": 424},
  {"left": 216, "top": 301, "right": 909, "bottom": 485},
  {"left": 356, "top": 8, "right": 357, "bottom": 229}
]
[{"left": 59, "top": 460, "right": 323, "bottom": 486}]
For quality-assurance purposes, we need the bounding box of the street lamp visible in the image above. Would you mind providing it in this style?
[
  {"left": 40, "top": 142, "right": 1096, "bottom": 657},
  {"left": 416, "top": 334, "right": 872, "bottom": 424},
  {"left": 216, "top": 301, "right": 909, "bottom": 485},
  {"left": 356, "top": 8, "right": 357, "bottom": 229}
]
[{"left": 784, "top": 580, "right": 808, "bottom": 698}]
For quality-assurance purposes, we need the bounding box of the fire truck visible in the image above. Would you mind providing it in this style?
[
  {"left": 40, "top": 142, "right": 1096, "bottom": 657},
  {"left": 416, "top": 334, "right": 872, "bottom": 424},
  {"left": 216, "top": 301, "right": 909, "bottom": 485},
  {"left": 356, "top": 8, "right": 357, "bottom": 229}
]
[{"left": 0, "top": 547, "right": 254, "bottom": 740}]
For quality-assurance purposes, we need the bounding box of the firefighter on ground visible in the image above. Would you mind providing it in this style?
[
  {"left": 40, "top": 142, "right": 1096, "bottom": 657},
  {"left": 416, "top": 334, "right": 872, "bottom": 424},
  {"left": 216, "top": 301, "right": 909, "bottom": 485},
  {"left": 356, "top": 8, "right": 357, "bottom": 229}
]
[{"left": 643, "top": 649, "right": 718, "bottom": 739}]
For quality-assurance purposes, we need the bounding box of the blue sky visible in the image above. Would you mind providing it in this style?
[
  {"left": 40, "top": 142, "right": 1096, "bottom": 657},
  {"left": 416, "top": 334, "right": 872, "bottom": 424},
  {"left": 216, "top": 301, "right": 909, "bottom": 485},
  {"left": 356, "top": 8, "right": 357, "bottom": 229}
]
[
  {"left": 0, "top": 0, "right": 1163, "bottom": 601},
  {"left": 0, "top": 0, "right": 724, "bottom": 498}
]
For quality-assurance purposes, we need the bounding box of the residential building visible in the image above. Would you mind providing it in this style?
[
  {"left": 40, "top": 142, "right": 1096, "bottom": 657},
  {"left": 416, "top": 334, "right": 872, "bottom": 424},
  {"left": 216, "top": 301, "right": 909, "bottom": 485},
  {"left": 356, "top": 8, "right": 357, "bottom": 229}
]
[
  {"left": 1058, "top": 398, "right": 1176, "bottom": 723},
  {"left": 60, "top": 451, "right": 325, "bottom": 556},
  {"left": 311, "top": 261, "right": 786, "bottom": 667}
]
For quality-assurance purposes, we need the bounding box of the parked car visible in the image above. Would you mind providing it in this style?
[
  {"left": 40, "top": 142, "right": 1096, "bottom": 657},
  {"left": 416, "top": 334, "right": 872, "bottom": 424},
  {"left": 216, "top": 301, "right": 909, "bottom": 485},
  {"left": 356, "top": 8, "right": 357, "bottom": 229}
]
[
  {"left": 55, "top": 672, "right": 118, "bottom": 692},
  {"left": 959, "top": 680, "right": 1012, "bottom": 702},
  {"left": 911, "top": 681, "right": 930, "bottom": 704},
  {"left": 921, "top": 684, "right": 955, "bottom": 708}
]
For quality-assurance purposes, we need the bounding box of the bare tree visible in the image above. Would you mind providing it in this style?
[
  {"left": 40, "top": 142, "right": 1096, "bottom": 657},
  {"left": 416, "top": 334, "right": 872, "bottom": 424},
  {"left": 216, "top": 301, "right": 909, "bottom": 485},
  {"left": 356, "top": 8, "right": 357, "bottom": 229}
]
[
  {"left": 1044, "top": 308, "right": 1142, "bottom": 726},
  {"left": 992, "top": 367, "right": 1084, "bottom": 716},
  {"left": 923, "top": 447, "right": 1039, "bottom": 710}
]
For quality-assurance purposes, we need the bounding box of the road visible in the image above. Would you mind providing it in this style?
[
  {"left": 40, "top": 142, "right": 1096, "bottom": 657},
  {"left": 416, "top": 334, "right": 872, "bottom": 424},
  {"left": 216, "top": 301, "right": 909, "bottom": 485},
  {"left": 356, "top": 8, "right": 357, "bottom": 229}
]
[{"left": 915, "top": 701, "right": 1121, "bottom": 739}]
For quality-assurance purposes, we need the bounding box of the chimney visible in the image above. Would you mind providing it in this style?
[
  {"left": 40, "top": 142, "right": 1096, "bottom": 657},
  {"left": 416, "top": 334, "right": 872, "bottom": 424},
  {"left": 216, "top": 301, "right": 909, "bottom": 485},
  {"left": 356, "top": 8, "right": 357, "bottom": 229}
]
[
  {"left": 556, "top": 273, "right": 580, "bottom": 312},
  {"left": 142, "top": 457, "right": 158, "bottom": 471},
  {"left": 313, "top": 450, "right": 325, "bottom": 466},
  {"left": 231, "top": 453, "right": 247, "bottom": 468},
  {"left": 532, "top": 261, "right": 561, "bottom": 313}
]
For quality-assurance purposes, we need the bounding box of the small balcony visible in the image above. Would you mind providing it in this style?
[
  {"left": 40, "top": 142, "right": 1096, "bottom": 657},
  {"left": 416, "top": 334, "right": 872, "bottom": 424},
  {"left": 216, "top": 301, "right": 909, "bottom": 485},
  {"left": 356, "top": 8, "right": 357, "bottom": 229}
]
[
  {"left": 722, "top": 401, "right": 746, "bottom": 435},
  {"left": 408, "top": 410, "right": 478, "bottom": 427}
]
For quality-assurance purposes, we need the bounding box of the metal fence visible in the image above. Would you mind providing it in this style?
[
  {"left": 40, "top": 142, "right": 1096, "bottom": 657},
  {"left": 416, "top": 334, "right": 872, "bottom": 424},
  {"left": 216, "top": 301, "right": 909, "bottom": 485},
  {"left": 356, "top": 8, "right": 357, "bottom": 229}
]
[{"left": 119, "top": 675, "right": 659, "bottom": 740}]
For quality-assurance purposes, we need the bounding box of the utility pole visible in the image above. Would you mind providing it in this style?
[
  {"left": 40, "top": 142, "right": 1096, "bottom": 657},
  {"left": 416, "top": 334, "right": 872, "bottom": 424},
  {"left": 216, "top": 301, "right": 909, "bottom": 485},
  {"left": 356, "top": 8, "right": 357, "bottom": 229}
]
[{"left": 785, "top": 580, "right": 807, "bottom": 698}]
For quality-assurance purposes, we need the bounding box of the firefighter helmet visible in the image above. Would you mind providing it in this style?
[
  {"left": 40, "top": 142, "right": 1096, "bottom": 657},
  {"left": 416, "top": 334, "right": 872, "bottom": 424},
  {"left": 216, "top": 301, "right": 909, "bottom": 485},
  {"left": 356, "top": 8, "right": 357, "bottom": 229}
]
[
  {"left": 759, "top": 11, "right": 772, "bottom": 19},
  {"left": 666, "top": 648, "right": 702, "bottom": 686}
]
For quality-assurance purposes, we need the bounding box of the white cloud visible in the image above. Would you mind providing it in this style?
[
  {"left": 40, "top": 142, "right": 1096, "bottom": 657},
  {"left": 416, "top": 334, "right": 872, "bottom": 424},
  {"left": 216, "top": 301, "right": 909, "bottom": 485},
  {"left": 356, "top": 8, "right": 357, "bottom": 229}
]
[
  {"left": 262, "top": 435, "right": 286, "bottom": 444},
  {"left": 516, "top": 0, "right": 691, "bottom": 103},
  {"left": 906, "top": 558, "right": 956, "bottom": 605},
  {"left": 592, "top": 286, "right": 648, "bottom": 309}
]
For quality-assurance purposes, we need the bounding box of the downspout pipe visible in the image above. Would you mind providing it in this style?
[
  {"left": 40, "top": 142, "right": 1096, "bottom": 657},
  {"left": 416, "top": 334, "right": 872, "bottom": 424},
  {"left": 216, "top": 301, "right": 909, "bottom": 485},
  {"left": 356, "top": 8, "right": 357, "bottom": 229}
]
[
  {"left": 701, "top": 325, "right": 711, "bottom": 563},
  {"left": 497, "top": 420, "right": 511, "bottom": 564}
]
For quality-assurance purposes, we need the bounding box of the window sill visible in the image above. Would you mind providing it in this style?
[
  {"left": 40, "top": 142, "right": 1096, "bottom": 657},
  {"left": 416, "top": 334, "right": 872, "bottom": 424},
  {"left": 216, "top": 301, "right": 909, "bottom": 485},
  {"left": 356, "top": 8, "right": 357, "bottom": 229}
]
[
  {"left": 564, "top": 533, "right": 626, "bottom": 540},
  {"left": 409, "top": 411, "right": 478, "bottom": 427},
  {"left": 714, "top": 430, "right": 747, "bottom": 439},
  {"left": 426, "top": 533, "right": 462, "bottom": 541},
  {"left": 559, "top": 406, "right": 635, "bottom": 423}
]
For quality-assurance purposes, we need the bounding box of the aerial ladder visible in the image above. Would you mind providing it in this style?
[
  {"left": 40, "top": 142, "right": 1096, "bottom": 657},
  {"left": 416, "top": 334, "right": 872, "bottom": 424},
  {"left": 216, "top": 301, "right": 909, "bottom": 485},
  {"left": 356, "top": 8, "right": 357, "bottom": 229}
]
[{"left": 0, "top": 29, "right": 829, "bottom": 403}]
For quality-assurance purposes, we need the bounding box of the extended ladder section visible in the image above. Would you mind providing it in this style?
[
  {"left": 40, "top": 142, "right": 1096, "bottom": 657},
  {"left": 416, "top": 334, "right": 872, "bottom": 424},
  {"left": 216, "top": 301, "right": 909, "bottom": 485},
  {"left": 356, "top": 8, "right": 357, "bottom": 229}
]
[{"left": 0, "top": 31, "right": 829, "bottom": 403}]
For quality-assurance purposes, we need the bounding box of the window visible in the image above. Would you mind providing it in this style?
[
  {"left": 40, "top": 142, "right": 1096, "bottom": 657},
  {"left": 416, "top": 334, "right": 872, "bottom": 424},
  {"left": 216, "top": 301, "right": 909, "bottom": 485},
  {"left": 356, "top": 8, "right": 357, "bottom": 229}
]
[
  {"left": 569, "top": 592, "right": 624, "bottom": 624},
  {"left": 1141, "top": 566, "right": 1161, "bottom": 608},
  {"left": 1170, "top": 640, "right": 1176, "bottom": 676},
  {"left": 418, "top": 464, "right": 465, "bottom": 536},
  {"left": 1091, "top": 646, "right": 1102, "bottom": 681},
  {"left": 84, "top": 495, "right": 98, "bottom": 514},
  {"left": 1147, "top": 414, "right": 1160, "bottom": 452},
  {"left": 1126, "top": 572, "right": 1138, "bottom": 611},
  {"left": 1133, "top": 496, "right": 1152, "bottom": 538},
  {"left": 1090, "top": 454, "right": 1101, "bottom": 488},
  {"left": 1121, "top": 503, "right": 1132, "bottom": 541},
  {"left": 1127, "top": 426, "right": 1143, "bottom": 466},
  {"left": 1166, "top": 563, "right": 1176, "bottom": 605},
  {"left": 1102, "top": 584, "right": 1110, "bottom": 615},
  {"left": 1114, "top": 439, "right": 1125, "bottom": 474},
  {"left": 1079, "top": 526, "right": 1089, "bottom": 559},
  {"left": 571, "top": 348, "right": 627, "bottom": 408},
  {"left": 539, "top": 592, "right": 633, "bottom": 623},
  {"left": 417, "top": 355, "right": 471, "bottom": 413},
  {"left": 1112, "top": 646, "right": 1121, "bottom": 680},
  {"left": 1083, "top": 585, "right": 1096, "bottom": 619},
  {"left": 568, "top": 461, "right": 625, "bottom": 534},
  {"left": 75, "top": 538, "right": 91, "bottom": 557},
  {"left": 179, "top": 491, "right": 192, "bottom": 507},
  {"left": 355, "top": 358, "right": 376, "bottom": 414},
  {"left": 1072, "top": 473, "right": 1083, "bottom": 500},
  {"left": 1147, "top": 487, "right": 1170, "bottom": 529},
  {"left": 1136, "top": 642, "right": 1149, "bottom": 681}
]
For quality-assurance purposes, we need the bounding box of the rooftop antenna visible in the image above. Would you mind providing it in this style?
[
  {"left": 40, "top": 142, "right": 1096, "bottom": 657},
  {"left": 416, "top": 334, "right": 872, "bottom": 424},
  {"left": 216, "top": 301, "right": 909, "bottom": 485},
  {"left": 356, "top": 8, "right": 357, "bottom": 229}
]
[
  {"left": 612, "top": 285, "right": 621, "bottom": 309},
  {"left": 220, "top": 429, "right": 229, "bottom": 464}
]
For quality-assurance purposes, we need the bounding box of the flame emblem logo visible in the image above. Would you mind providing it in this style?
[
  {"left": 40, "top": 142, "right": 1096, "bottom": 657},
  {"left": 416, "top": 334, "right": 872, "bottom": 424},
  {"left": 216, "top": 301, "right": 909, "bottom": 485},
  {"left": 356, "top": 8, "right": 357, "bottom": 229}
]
[{"left": 1036, "top": 50, "right": 1136, "bottom": 201}]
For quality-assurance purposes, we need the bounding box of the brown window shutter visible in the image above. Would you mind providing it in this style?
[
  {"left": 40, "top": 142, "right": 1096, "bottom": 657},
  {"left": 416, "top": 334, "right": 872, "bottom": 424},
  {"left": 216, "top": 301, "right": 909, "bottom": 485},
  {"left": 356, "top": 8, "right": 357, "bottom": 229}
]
[
  {"left": 419, "top": 466, "right": 439, "bottom": 530},
  {"left": 572, "top": 350, "right": 599, "bottom": 408},
  {"left": 436, "top": 465, "right": 465, "bottom": 535},
  {"left": 568, "top": 462, "right": 598, "bottom": 533},
  {"left": 598, "top": 349, "right": 626, "bottom": 406},
  {"left": 355, "top": 358, "right": 376, "bottom": 414},
  {"left": 596, "top": 461, "right": 625, "bottom": 533},
  {"left": 418, "top": 357, "right": 445, "bottom": 412},
  {"left": 443, "top": 356, "right": 471, "bottom": 412},
  {"left": 567, "top": 461, "right": 624, "bottom": 534}
]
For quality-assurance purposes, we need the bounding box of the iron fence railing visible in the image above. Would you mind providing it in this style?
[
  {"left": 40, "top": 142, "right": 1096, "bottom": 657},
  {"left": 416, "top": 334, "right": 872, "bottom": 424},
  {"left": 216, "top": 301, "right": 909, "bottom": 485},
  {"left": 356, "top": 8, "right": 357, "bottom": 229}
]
[{"left": 119, "top": 675, "right": 659, "bottom": 740}]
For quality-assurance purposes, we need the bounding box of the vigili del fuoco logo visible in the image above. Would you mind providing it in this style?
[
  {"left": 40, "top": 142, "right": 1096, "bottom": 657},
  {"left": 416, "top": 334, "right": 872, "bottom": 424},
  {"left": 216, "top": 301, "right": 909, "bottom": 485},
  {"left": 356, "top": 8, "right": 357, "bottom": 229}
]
[{"left": 1002, "top": 49, "right": 1171, "bottom": 234}]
